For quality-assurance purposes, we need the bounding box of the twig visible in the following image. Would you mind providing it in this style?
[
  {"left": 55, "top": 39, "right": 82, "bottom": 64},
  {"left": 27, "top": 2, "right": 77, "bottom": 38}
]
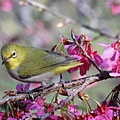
[
  {"left": 40, "top": 71, "right": 111, "bottom": 119},
  {"left": 0, "top": 71, "right": 111, "bottom": 106},
  {"left": 0, "top": 77, "right": 85, "bottom": 106},
  {"left": 23, "top": 0, "right": 117, "bottom": 39},
  {"left": 71, "top": 30, "right": 102, "bottom": 73}
]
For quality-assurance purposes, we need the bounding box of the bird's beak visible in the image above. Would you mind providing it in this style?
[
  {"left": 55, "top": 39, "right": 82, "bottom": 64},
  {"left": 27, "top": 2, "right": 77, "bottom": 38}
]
[{"left": 2, "top": 58, "right": 8, "bottom": 65}]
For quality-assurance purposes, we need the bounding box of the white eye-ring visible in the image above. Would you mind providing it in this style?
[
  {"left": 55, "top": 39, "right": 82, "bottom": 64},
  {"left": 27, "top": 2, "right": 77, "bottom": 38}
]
[{"left": 12, "top": 50, "right": 17, "bottom": 58}]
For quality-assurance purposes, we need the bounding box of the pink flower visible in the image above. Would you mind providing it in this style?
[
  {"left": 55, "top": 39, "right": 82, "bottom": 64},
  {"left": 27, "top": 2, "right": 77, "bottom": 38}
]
[
  {"left": 22, "top": 113, "right": 31, "bottom": 120},
  {"left": 59, "top": 34, "right": 102, "bottom": 76},
  {"left": 81, "top": 100, "right": 120, "bottom": 120},
  {"left": 48, "top": 115, "right": 59, "bottom": 120},
  {"left": 7, "top": 118, "right": 17, "bottom": 120},
  {"left": 68, "top": 104, "right": 81, "bottom": 118},
  {"left": 94, "top": 109, "right": 113, "bottom": 120},
  {"left": 99, "top": 40, "right": 120, "bottom": 77},
  {"left": 16, "top": 83, "right": 30, "bottom": 92},
  {"left": 0, "top": 112, "right": 4, "bottom": 120},
  {"left": 20, "top": 99, "right": 33, "bottom": 111},
  {"left": 1, "top": 0, "right": 13, "bottom": 12},
  {"left": 29, "top": 98, "right": 44, "bottom": 116},
  {"left": 111, "top": 56, "right": 120, "bottom": 72},
  {"left": 107, "top": 0, "right": 120, "bottom": 15}
]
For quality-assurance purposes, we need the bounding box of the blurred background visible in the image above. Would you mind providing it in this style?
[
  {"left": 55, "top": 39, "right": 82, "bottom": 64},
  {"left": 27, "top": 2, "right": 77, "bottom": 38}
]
[{"left": 0, "top": 0, "right": 120, "bottom": 108}]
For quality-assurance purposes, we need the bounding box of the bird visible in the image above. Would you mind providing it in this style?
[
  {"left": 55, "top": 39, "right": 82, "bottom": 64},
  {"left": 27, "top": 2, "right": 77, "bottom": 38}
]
[{"left": 1, "top": 44, "right": 81, "bottom": 83}]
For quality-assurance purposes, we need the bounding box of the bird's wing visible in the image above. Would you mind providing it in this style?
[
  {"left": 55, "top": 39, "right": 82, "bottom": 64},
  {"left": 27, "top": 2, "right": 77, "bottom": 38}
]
[{"left": 18, "top": 49, "right": 76, "bottom": 78}]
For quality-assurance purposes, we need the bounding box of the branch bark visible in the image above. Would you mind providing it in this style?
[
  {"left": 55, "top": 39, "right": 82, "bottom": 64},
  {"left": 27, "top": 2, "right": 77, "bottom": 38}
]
[
  {"left": 0, "top": 71, "right": 111, "bottom": 106},
  {"left": 23, "top": 0, "right": 117, "bottom": 39}
]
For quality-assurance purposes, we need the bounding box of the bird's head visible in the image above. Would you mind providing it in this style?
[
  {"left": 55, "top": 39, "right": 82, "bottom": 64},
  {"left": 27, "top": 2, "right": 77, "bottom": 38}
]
[{"left": 1, "top": 44, "right": 24, "bottom": 70}]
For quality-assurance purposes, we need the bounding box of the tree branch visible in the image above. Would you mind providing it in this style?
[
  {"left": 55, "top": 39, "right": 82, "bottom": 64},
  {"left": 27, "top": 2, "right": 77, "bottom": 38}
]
[
  {"left": 0, "top": 71, "right": 111, "bottom": 106},
  {"left": 40, "top": 71, "right": 111, "bottom": 119},
  {"left": 23, "top": 0, "right": 117, "bottom": 39}
]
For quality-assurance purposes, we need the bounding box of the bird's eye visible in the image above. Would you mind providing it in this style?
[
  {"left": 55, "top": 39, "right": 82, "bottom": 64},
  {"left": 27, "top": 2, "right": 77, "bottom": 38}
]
[{"left": 12, "top": 50, "right": 17, "bottom": 58}]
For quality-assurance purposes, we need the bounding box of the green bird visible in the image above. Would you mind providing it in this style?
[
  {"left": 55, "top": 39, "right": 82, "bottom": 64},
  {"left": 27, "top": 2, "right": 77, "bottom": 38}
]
[{"left": 1, "top": 44, "right": 81, "bottom": 83}]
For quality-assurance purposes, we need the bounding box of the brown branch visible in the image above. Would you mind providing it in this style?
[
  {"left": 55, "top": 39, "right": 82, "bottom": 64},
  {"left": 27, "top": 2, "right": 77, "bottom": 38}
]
[
  {"left": 23, "top": 0, "right": 117, "bottom": 39},
  {"left": 40, "top": 71, "right": 111, "bottom": 120},
  {"left": 0, "top": 71, "right": 111, "bottom": 106}
]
